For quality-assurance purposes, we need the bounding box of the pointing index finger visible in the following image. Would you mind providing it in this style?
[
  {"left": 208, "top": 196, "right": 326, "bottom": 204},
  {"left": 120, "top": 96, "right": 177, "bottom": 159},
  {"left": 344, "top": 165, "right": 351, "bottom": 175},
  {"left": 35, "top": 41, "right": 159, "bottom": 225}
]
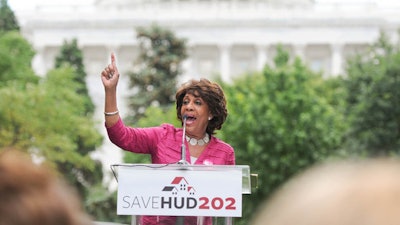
[
  {"left": 110, "top": 52, "right": 119, "bottom": 76},
  {"left": 111, "top": 53, "right": 116, "bottom": 67}
]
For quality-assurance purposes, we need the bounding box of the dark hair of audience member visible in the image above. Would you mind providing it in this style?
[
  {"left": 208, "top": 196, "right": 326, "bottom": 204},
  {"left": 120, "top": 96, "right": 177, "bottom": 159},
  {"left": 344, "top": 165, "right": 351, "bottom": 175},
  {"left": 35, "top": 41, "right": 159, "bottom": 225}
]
[{"left": 0, "top": 148, "right": 93, "bottom": 225}]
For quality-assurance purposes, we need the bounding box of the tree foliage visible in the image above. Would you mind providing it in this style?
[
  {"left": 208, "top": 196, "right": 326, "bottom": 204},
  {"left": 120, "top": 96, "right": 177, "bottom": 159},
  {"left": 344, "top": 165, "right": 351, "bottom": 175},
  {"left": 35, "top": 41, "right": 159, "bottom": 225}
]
[
  {"left": 0, "top": 30, "right": 111, "bottom": 222},
  {"left": 55, "top": 38, "right": 95, "bottom": 114},
  {"left": 52, "top": 38, "right": 103, "bottom": 197},
  {"left": 220, "top": 46, "right": 345, "bottom": 224},
  {"left": 52, "top": 38, "right": 125, "bottom": 222},
  {"left": 0, "top": 67, "right": 101, "bottom": 169},
  {"left": 343, "top": 31, "right": 400, "bottom": 155},
  {"left": 125, "top": 23, "right": 187, "bottom": 124},
  {"left": 0, "top": 31, "right": 38, "bottom": 86},
  {"left": 0, "top": 0, "right": 19, "bottom": 32}
]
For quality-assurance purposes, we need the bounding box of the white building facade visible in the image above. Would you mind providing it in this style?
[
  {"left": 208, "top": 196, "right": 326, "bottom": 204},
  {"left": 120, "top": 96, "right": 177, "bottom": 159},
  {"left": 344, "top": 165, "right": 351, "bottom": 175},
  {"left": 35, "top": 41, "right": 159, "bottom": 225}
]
[
  {"left": 13, "top": 0, "right": 400, "bottom": 186},
  {"left": 16, "top": 0, "right": 400, "bottom": 79}
]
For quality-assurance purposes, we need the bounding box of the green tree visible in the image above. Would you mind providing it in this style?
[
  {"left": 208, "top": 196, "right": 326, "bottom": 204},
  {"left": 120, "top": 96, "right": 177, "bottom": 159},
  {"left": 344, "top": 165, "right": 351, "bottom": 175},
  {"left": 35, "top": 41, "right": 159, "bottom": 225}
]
[
  {"left": 0, "top": 31, "right": 38, "bottom": 86},
  {"left": 220, "top": 46, "right": 345, "bottom": 225},
  {"left": 126, "top": 23, "right": 187, "bottom": 124},
  {"left": 0, "top": 0, "right": 19, "bottom": 32},
  {"left": 343, "top": 31, "right": 400, "bottom": 155},
  {"left": 52, "top": 39, "right": 126, "bottom": 222},
  {"left": 53, "top": 38, "right": 101, "bottom": 197},
  {"left": 55, "top": 38, "right": 95, "bottom": 114},
  {"left": 0, "top": 67, "right": 101, "bottom": 170},
  {"left": 0, "top": 32, "right": 118, "bottom": 222}
]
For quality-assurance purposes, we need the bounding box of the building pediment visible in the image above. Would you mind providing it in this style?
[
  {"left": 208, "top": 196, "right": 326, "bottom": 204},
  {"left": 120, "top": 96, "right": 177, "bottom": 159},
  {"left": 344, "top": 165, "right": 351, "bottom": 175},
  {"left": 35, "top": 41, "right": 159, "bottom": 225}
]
[{"left": 94, "top": 0, "right": 315, "bottom": 9}]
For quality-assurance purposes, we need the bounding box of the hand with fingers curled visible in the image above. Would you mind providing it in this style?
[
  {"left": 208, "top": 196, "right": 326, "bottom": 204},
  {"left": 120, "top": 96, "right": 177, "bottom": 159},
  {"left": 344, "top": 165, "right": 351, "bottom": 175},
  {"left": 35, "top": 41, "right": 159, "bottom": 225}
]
[{"left": 104, "top": 66, "right": 114, "bottom": 79}]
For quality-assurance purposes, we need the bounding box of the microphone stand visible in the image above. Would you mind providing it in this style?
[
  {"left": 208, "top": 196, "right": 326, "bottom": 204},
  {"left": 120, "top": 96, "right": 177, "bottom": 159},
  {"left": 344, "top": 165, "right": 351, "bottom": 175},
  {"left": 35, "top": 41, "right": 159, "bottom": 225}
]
[{"left": 178, "top": 115, "right": 189, "bottom": 165}]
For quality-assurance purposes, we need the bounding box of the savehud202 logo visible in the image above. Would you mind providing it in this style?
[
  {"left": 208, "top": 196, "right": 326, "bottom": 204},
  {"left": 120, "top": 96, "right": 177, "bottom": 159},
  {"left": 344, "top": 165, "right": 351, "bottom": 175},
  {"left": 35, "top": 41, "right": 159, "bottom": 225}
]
[{"left": 122, "top": 176, "right": 237, "bottom": 211}]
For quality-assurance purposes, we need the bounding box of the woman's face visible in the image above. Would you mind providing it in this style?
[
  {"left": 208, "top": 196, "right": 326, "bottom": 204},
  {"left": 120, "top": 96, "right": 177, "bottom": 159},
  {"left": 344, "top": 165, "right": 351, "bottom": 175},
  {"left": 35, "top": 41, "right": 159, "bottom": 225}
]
[{"left": 180, "top": 93, "right": 212, "bottom": 138}]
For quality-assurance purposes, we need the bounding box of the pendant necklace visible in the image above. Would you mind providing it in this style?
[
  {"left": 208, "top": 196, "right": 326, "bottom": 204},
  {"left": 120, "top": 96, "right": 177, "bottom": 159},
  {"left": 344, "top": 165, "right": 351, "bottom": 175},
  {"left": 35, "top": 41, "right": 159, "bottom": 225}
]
[{"left": 186, "top": 134, "right": 210, "bottom": 146}]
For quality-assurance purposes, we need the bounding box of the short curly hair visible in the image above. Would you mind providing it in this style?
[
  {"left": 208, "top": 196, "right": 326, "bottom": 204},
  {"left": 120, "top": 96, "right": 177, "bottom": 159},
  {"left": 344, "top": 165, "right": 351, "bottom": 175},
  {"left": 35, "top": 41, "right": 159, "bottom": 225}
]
[{"left": 175, "top": 78, "right": 228, "bottom": 135}]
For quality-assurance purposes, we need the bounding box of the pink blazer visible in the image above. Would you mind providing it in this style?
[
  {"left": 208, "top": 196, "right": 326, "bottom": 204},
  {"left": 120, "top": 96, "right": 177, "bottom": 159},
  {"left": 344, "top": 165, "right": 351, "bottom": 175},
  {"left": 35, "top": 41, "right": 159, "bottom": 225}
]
[
  {"left": 106, "top": 118, "right": 235, "bottom": 165},
  {"left": 106, "top": 118, "right": 235, "bottom": 224}
]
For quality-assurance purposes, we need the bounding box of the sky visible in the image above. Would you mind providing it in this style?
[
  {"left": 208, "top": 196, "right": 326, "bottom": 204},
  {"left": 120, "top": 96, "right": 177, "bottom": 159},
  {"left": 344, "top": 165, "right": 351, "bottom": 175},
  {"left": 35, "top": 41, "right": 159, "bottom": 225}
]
[
  {"left": 7, "top": 0, "right": 400, "bottom": 11},
  {"left": 8, "top": 0, "right": 95, "bottom": 11}
]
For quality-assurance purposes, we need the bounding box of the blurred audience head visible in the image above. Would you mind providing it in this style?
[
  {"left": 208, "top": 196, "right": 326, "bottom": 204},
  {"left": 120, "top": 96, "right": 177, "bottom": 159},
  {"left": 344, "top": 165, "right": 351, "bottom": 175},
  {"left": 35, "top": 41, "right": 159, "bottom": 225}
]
[
  {"left": 250, "top": 158, "right": 400, "bottom": 225},
  {"left": 0, "top": 148, "right": 93, "bottom": 225}
]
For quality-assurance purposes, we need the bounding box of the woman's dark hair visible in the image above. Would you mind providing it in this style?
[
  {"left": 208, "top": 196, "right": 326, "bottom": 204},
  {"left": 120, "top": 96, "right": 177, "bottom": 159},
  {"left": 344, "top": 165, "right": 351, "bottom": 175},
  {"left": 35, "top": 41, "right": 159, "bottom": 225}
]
[{"left": 175, "top": 78, "right": 228, "bottom": 135}]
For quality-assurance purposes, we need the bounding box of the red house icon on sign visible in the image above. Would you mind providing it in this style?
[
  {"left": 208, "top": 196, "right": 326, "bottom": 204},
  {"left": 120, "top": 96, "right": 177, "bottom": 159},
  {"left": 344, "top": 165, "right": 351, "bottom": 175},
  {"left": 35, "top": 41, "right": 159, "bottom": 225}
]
[
  {"left": 171, "top": 176, "right": 188, "bottom": 191},
  {"left": 162, "top": 176, "right": 196, "bottom": 195}
]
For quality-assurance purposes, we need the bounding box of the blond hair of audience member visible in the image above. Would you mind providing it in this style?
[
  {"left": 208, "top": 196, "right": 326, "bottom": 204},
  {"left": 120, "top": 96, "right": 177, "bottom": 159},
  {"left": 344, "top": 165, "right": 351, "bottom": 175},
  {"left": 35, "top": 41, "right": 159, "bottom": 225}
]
[
  {"left": 0, "top": 149, "right": 93, "bottom": 225},
  {"left": 250, "top": 158, "right": 400, "bottom": 225}
]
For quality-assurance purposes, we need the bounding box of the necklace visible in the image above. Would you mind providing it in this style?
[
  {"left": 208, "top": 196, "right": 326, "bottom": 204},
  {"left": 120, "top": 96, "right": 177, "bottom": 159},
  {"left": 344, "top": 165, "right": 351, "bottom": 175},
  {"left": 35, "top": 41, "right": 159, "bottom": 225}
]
[{"left": 186, "top": 134, "right": 210, "bottom": 146}]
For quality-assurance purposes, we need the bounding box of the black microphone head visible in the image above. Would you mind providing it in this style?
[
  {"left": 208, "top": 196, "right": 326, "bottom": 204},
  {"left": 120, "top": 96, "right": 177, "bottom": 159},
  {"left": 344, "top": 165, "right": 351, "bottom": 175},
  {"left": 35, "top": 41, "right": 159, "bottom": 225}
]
[{"left": 182, "top": 114, "right": 188, "bottom": 120}]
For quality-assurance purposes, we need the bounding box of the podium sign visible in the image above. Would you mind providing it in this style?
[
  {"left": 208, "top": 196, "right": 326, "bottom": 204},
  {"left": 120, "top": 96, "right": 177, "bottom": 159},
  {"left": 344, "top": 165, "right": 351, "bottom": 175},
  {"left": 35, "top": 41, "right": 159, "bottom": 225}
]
[{"left": 117, "top": 165, "right": 243, "bottom": 217}]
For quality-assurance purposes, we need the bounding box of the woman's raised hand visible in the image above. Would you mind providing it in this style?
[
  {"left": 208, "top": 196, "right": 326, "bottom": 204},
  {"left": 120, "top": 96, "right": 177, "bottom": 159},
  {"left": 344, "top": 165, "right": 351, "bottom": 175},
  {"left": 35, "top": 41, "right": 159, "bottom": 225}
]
[{"left": 101, "top": 52, "right": 120, "bottom": 90}]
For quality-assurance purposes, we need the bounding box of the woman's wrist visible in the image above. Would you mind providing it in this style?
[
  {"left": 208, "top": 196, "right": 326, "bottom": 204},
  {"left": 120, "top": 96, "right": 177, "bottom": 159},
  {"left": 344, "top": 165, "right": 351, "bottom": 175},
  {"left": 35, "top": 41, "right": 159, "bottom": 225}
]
[{"left": 104, "top": 110, "right": 119, "bottom": 116}]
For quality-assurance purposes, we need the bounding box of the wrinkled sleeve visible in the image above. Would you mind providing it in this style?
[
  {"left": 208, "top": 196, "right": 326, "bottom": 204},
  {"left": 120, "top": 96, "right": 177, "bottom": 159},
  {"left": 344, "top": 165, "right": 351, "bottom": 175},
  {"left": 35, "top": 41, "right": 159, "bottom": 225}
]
[{"left": 105, "top": 118, "right": 164, "bottom": 154}]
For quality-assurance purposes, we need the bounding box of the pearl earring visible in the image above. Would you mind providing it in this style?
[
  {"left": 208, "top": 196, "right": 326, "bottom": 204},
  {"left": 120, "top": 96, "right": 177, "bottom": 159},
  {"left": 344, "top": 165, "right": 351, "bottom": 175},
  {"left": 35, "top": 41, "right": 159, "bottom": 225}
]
[{"left": 208, "top": 116, "right": 212, "bottom": 120}]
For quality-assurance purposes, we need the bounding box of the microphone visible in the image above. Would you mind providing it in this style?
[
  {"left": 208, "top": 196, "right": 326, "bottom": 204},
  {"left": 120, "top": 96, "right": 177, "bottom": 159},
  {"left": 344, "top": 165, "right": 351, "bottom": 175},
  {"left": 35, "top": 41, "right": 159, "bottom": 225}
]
[{"left": 177, "top": 114, "right": 189, "bottom": 165}]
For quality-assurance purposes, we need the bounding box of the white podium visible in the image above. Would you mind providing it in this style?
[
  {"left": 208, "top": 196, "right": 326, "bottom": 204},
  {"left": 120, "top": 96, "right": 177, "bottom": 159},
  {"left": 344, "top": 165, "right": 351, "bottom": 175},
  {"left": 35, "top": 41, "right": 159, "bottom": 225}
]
[{"left": 111, "top": 163, "right": 254, "bottom": 225}]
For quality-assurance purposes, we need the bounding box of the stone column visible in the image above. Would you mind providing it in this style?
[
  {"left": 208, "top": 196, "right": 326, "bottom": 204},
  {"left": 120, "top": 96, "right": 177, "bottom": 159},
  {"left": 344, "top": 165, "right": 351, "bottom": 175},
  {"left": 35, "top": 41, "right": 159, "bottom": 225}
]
[
  {"left": 331, "top": 44, "right": 343, "bottom": 76},
  {"left": 107, "top": 45, "right": 119, "bottom": 60},
  {"left": 256, "top": 44, "right": 268, "bottom": 71},
  {"left": 31, "top": 46, "right": 46, "bottom": 77},
  {"left": 219, "top": 44, "right": 231, "bottom": 83},
  {"left": 294, "top": 44, "right": 306, "bottom": 60},
  {"left": 181, "top": 45, "right": 194, "bottom": 81}
]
